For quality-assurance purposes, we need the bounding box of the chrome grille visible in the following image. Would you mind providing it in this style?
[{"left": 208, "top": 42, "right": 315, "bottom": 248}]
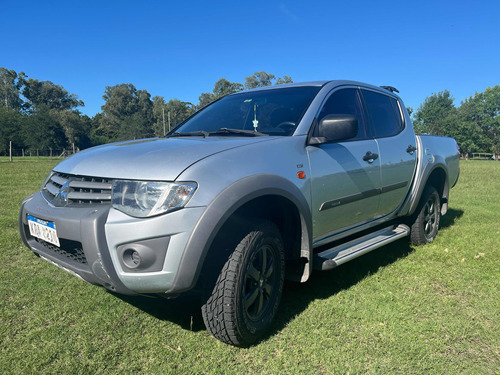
[{"left": 43, "top": 172, "right": 112, "bottom": 206}]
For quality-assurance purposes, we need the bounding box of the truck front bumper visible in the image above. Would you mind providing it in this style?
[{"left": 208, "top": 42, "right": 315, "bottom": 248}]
[{"left": 19, "top": 192, "right": 205, "bottom": 295}]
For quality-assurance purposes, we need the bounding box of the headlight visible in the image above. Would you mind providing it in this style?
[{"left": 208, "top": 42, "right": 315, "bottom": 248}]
[{"left": 112, "top": 180, "right": 197, "bottom": 217}]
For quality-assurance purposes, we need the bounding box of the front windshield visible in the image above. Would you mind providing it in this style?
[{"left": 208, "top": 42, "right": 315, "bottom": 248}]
[{"left": 172, "top": 86, "right": 321, "bottom": 136}]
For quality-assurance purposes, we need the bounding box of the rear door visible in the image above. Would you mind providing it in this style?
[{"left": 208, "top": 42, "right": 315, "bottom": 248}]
[
  {"left": 360, "top": 89, "right": 417, "bottom": 217},
  {"left": 308, "top": 88, "right": 381, "bottom": 242}
]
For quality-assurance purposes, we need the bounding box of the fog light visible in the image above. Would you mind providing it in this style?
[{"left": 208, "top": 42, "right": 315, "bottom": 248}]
[
  {"left": 123, "top": 249, "right": 141, "bottom": 269},
  {"left": 116, "top": 236, "right": 170, "bottom": 273}
]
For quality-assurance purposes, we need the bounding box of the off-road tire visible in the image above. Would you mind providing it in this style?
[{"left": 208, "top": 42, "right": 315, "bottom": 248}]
[
  {"left": 410, "top": 186, "right": 441, "bottom": 245},
  {"left": 201, "top": 220, "right": 285, "bottom": 346}
]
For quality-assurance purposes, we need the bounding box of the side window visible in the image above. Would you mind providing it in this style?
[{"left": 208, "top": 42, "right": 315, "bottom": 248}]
[
  {"left": 361, "top": 90, "right": 402, "bottom": 138},
  {"left": 318, "top": 88, "right": 367, "bottom": 140}
]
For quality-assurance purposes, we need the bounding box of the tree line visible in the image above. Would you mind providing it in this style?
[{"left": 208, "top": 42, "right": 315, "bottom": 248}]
[
  {"left": 0, "top": 68, "right": 291, "bottom": 155},
  {"left": 412, "top": 87, "right": 499, "bottom": 158},
  {"left": 1, "top": 66, "right": 498, "bottom": 158}
]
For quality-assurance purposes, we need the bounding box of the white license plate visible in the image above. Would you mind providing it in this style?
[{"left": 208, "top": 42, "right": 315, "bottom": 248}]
[{"left": 27, "top": 214, "right": 60, "bottom": 247}]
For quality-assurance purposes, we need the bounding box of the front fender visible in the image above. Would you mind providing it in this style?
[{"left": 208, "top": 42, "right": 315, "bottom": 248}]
[{"left": 168, "top": 174, "right": 312, "bottom": 294}]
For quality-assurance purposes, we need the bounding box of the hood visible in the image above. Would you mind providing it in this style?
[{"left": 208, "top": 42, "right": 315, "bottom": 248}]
[{"left": 54, "top": 137, "right": 275, "bottom": 180}]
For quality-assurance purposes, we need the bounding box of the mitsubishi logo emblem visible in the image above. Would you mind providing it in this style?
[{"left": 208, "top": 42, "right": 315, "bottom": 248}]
[{"left": 55, "top": 180, "right": 71, "bottom": 203}]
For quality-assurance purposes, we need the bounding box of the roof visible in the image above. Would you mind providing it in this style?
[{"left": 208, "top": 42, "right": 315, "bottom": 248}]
[{"left": 239, "top": 80, "right": 399, "bottom": 95}]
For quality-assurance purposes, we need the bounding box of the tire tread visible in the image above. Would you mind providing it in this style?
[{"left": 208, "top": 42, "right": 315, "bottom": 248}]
[{"left": 201, "top": 221, "right": 283, "bottom": 346}]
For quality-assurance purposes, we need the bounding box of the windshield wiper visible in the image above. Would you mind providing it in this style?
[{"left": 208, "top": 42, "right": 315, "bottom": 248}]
[
  {"left": 166, "top": 128, "right": 268, "bottom": 138},
  {"left": 208, "top": 128, "right": 268, "bottom": 137},
  {"left": 166, "top": 131, "right": 209, "bottom": 138}
]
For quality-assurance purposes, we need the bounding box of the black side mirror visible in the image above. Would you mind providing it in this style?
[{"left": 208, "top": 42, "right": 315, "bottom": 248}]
[{"left": 309, "top": 114, "right": 358, "bottom": 145}]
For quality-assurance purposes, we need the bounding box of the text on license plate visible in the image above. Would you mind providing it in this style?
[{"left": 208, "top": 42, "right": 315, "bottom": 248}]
[{"left": 27, "top": 214, "right": 60, "bottom": 247}]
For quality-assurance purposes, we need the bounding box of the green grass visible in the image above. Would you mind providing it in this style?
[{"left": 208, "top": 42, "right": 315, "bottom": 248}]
[{"left": 1, "top": 160, "right": 499, "bottom": 374}]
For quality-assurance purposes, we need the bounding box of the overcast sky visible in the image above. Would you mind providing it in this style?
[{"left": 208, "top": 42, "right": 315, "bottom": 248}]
[{"left": 2, "top": 0, "right": 499, "bottom": 116}]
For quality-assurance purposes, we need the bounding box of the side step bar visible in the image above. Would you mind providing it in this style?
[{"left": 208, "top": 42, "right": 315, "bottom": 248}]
[{"left": 313, "top": 224, "right": 410, "bottom": 271}]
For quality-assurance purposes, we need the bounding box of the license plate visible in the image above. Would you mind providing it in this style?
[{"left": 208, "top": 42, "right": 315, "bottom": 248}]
[{"left": 27, "top": 214, "right": 60, "bottom": 247}]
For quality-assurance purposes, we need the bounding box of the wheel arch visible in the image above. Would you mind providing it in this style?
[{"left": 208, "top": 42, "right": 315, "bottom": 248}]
[
  {"left": 409, "top": 164, "right": 449, "bottom": 217},
  {"left": 169, "top": 174, "right": 313, "bottom": 294}
]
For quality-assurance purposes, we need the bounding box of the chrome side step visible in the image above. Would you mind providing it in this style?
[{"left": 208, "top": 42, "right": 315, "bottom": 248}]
[{"left": 313, "top": 224, "right": 410, "bottom": 271}]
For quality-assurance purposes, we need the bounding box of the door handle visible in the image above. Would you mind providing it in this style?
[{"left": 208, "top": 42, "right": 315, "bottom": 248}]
[
  {"left": 363, "top": 151, "right": 379, "bottom": 163},
  {"left": 406, "top": 145, "right": 417, "bottom": 154}
]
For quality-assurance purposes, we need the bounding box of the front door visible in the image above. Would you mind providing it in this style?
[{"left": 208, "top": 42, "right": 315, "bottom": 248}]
[
  {"left": 307, "top": 88, "right": 381, "bottom": 242},
  {"left": 308, "top": 139, "right": 381, "bottom": 241}
]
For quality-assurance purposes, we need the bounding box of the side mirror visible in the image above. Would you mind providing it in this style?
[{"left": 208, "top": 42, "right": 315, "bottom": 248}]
[{"left": 309, "top": 114, "right": 358, "bottom": 145}]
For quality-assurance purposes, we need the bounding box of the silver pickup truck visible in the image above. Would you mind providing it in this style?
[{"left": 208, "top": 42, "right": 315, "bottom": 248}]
[{"left": 19, "top": 80, "right": 459, "bottom": 346}]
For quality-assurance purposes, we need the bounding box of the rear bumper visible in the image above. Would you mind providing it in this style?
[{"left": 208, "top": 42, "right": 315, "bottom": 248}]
[{"left": 19, "top": 192, "right": 205, "bottom": 295}]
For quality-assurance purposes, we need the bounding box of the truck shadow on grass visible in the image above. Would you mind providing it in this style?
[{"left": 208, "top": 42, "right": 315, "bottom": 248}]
[{"left": 115, "top": 208, "right": 464, "bottom": 341}]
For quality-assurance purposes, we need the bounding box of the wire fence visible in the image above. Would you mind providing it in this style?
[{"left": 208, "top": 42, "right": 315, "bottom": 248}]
[
  {"left": 1, "top": 148, "right": 78, "bottom": 158},
  {"left": 461, "top": 153, "right": 498, "bottom": 160},
  {"left": 2, "top": 148, "right": 498, "bottom": 160}
]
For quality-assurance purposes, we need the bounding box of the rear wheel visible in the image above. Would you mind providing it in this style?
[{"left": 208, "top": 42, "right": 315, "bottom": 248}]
[
  {"left": 201, "top": 220, "right": 285, "bottom": 346},
  {"left": 410, "top": 186, "right": 441, "bottom": 245}
]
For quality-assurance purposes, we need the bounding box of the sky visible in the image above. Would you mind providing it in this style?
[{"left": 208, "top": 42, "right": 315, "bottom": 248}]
[{"left": 1, "top": 0, "right": 499, "bottom": 117}]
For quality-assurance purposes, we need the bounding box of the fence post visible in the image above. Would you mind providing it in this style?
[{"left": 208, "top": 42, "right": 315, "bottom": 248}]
[
  {"left": 22, "top": 149, "right": 25, "bottom": 157},
  {"left": 9, "top": 141, "right": 13, "bottom": 162}
]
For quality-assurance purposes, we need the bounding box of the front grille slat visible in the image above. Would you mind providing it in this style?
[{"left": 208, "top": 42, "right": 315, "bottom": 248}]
[
  {"left": 43, "top": 172, "right": 112, "bottom": 206},
  {"left": 67, "top": 192, "right": 112, "bottom": 201},
  {"left": 45, "top": 182, "right": 60, "bottom": 196},
  {"left": 50, "top": 174, "right": 69, "bottom": 186},
  {"left": 69, "top": 180, "right": 112, "bottom": 190}
]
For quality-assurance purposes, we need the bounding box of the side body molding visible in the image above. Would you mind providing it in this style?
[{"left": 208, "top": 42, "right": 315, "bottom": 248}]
[{"left": 169, "top": 174, "right": 313, "bottom": 293}]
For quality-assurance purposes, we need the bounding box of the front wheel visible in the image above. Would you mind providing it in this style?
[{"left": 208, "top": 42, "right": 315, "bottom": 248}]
[
  {"left": 201, "top": 220, "right": 285, "bottom": 346},
  {"left": 410, "top": 186, "right": 441, "bottom": 245}
]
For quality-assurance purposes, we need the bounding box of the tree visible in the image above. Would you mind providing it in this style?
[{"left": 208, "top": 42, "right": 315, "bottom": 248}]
[
  {"left": 99, "top": 83, "right": 154, "bottom": 141},
  {"left": 51, "top": 110, "right": 92, "bottom": 152},
  {"left": 0, "top": 106, "right": 26, "bottom": 154},
  {"left": 152, "top": 96, "right": 167, "bottom": 136},
  {"left": 244, "top": 72, "right": 293, "bottom": 89},
  {"left": 89, "top": 113, "right": 109, "bottom": 146},
  {"left": 413, "top": 90, "right": 456, "bottom": 136},
  {"left": 0, "top": 68, "right": 25, "bottom": 110},
  {"left": 275, "top": 75, "right": 293, "bottom": 85},
  {"left": 480, "top": 85, "right": 500, "bottom": 158},
  {"left": 22, "top": 105, "right": 67, "bottom": 152},
  {"left": 165, "top": 99, "right": 195, "bottom": 130},
  {"left": 213, "top": 78, "right": 243, "bottom": 98},
  {"left": 198, "top": 92, "right": 215, "bottom": 109},
  {"left": 151, "top": 97, "right": 195, "bottom": 136},
  {"left": 244, "top": 71, "right": 276, "bottom": 89},
  {"left": 198, "top": 78, "right": 243, "bottom": 109},
  {"left": 458, "top": 86, "right": 500, "bottom": 158},
  {"left": 21, "top": 78, "right": 84, "bottom": 112}
]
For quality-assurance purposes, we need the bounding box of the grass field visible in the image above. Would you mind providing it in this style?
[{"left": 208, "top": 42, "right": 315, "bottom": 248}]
[{"left": 0, "top": 159, "right": 499, "bottom": 374}]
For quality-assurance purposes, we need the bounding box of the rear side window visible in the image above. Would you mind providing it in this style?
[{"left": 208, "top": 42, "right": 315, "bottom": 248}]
[
  {"left": 390, "top": 98, "right": 403, "bottom": 129},
  {"left": 318, "top": 88, "right": 367, "bottom": 139},
  {"left": 362, "top": 90, "right": 403, "bottom": 138}
]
